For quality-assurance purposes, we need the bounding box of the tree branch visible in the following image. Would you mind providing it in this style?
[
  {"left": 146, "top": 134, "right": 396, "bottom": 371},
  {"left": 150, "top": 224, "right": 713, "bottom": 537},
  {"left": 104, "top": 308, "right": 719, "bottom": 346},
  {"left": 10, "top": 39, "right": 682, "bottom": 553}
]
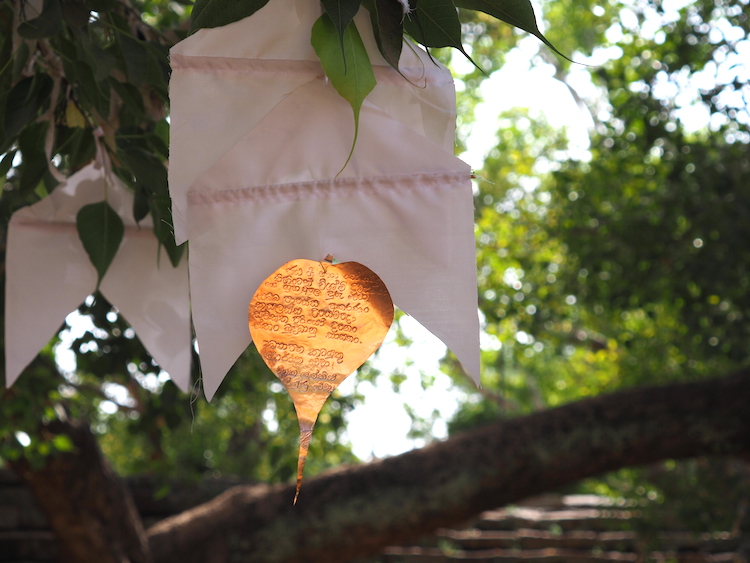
[
  {"left": 10, "top": 419, "right": 152, "bottom": 563},
  {"left": 148, "top": 370, "right": 750, "bottom": 563}
]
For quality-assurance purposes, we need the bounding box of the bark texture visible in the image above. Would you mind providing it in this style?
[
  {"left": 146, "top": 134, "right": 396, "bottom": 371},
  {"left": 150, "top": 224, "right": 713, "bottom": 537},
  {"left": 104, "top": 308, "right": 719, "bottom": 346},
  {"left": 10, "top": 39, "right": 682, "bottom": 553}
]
[
  {"left": 147, "top": 370, "right": 750, "bottom": 563},
  {"left": 10, "top": 419, "right": 152, "bottom": 563}
]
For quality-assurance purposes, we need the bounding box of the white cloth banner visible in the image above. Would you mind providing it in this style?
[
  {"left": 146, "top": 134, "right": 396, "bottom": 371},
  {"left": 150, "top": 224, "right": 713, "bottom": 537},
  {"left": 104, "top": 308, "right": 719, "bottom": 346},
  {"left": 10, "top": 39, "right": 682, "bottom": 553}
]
[
  {"left": 169, "top": 0, "right": 480, "bottom": 400},
  {"left": 5, "top": 163, "right": 192, "bottom": 391}
]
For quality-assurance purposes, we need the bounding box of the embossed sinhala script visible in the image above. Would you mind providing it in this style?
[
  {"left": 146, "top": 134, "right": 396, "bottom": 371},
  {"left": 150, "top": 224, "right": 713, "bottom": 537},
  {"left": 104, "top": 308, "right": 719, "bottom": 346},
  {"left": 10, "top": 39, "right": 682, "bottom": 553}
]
[{"left": 249, "top": 260, "right": 393, "bottom": 395}]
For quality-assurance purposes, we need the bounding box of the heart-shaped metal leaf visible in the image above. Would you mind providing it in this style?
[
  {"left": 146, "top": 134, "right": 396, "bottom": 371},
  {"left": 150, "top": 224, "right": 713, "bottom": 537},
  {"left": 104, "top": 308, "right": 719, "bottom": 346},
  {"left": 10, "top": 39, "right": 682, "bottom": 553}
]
[{"left": 249, "top": 257, "right": 394, "bottom": 502}]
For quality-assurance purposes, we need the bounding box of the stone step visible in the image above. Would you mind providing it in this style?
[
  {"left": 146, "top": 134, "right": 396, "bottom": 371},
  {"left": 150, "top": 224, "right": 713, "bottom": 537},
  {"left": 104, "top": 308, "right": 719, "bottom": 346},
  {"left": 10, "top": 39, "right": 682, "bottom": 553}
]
[
  {"left": 381, "top": 546, "right": 739, "bottom": 563},
  {"left": 434, "top": 528, "right": 740, "bottom": 553},
  {"left": 473, "top": 507, "right": 641, "bottom": 532},
  {"left": 436, "top": 528, "right": 638, "bottom": 550},
  {"left": 382, "top": 546, "right": 638, "bottom": 562}
]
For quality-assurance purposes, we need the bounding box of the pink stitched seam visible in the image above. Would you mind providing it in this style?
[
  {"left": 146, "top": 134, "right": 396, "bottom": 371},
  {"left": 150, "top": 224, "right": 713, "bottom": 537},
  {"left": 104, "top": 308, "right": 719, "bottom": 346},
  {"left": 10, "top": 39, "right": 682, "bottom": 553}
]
[
  {"left": 187, "top": 172, "right": 470, "bottom": 206},
  {"left": 169, "top": 54, "right": 451, "bottom": 86}
]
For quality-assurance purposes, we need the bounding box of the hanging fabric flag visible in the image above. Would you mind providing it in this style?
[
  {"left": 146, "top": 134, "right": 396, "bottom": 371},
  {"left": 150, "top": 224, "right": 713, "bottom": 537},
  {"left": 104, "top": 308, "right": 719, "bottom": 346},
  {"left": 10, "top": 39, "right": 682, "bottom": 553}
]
[
  {"left": 169, "top": 0, "right": 480, "bottom": 400},
  {"left": 5, "top": 162, "right": 192, "bottom": 391}
]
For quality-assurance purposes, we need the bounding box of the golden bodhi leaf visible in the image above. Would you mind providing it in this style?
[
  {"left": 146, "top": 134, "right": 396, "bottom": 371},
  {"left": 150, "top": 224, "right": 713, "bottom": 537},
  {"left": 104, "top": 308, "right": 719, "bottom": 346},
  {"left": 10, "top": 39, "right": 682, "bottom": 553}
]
[{"left": 249, "top": 257, "right": 394, "bottom": 503}]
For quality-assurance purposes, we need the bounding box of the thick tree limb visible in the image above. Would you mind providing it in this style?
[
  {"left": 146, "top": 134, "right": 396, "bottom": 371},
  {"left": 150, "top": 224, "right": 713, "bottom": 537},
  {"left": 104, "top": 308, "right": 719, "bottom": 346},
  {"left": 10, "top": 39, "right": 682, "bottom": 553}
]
[
  {"left": 148, "top": 371, "right": 750, "bottom": 563},
  {"left": 10, "top": 419, "right": 152, "bottom": 563}
]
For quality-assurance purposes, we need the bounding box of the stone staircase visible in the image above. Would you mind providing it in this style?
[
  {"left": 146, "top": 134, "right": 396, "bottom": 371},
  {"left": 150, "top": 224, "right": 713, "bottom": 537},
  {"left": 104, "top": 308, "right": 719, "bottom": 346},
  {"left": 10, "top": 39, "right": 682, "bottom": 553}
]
[{"left": 375, "top": 495, "right": 746, "bottom": 563}]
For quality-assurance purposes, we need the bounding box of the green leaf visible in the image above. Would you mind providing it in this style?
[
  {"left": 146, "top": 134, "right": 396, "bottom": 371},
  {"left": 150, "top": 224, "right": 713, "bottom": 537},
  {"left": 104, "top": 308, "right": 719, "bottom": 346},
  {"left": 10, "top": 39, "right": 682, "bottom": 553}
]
[
  {"left": 321, "top": 0, "right": 362, "bottom": 62},
  {"left": 133, "top": 183, "right": 150, "bottom": 224},
  {"left": 12, "top": 41, "right": 30, "bottom": 83},
  {"left": 3, "top": 74, "right": 53, "bottom": 152},
  {"left": 86, "top": 0, "right": 117, "bottom": 10},
  {"left": 190, "top": 0, "right": 271, "bottom": 34},
  {"left": 106, "top": 11, "right": 130, "bottom": 32},
  {"left": 117, "top": 33, "right": 149, "bottom": 87},
  {"left": 151, "top": 119, "right": 170, "bottom": 159},
  {"left": 404, "top": 0, "right": 461, "bottom": 47},
  {"left": 0, "top": 4, "right": 12, "bottom": 140},
  {"left": 118, "top": 147, "right": 168, "bottom": 196},
  {"left": 149, "top": 193, "right": 185, "bottom": 267},
  {"left": 144, "top": 42, "right": 170, "bottom": 95},
  {"left": 42, "top": 167, "right": 60, "bottom": 194},
  {"left": 108, "top": 77, "right": 145, "bottom": 116},
  {"left": 61, "top": 52, "right": 110, "bottom": 121},
  {"left": 116, "top": 128, "right": 169, "bottom": 195},
  {"left": 403, "top": 0, "right": 477, "bottom": 65},
  {"left": 74, "top": 30, "right": 116, "bottom": 82},
  {"left": 91, "top": 45, "right": 117, "bottom": 82},
  {"left": 452, "top": 0, "right": 571, "bottom": 61},
  {"left": 146, "top": 132, "right": 169, "bottom": 160},
  {"left": 311, "top": 15, "right": 376, "bottom": 171},
  {"left": 367, "top": 0, "right": 404, "bottom": 71},
  {"left": 61, "top": 0, "right": 91, "bottom": 28},
  {"left": 55, "top": 127, "right": 95, "bottom": 171},
  {"left": 17, "top": 122, "right": 49, "bottom": 195},
  {"left": 77, "top": 201, "right": 125, "bottom": 287},
  {"left": 114, "top": 126, "right": 150, "bottom": 151},
  {"left": 17, "top": 0, "right": 63, "bottom": 39},
  {"left": 34, "top": 179, "right": 49, "bottom": 199}
]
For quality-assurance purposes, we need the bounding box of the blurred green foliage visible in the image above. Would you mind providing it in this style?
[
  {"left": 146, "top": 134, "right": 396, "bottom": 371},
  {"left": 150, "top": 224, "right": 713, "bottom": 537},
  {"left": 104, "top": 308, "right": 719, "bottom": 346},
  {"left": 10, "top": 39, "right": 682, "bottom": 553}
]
[
  {"left": 448, "top": 0, "right": 750, "bottom": 415},
  {"left": 444, "top": 0, "right": 750, "bottom": 539}
]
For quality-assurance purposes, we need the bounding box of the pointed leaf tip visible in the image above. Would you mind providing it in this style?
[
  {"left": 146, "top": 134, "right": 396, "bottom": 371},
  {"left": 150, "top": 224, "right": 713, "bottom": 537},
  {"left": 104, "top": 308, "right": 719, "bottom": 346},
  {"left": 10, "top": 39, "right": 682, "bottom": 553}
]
[
  {"left": 321, "top": 0, "right": 363, "bottom": 64},
  {"left": 189, "top": 0, "right": 271, "bottom": 34},
  {"left": 403, "top": 0, "right": 481, "bottom": 70},
  {"left": 453, "top": 0, "right": 572, "bottom": 62},
  {"left": 367, "top": 0, "right": 405, "bottom": 71}
]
